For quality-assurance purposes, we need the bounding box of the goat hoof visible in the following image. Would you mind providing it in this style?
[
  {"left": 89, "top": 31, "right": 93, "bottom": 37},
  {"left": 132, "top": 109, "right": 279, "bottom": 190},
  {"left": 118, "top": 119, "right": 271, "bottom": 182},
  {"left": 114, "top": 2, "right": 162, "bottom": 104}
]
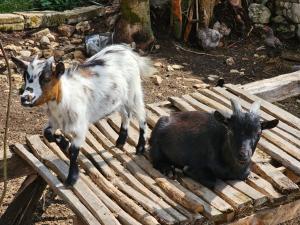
[
  {"left": 65, "top": 170, "right": 79, "bottom": 187},
  {"left": 135, "top": 145, "right": 145, "bottom": 155}
]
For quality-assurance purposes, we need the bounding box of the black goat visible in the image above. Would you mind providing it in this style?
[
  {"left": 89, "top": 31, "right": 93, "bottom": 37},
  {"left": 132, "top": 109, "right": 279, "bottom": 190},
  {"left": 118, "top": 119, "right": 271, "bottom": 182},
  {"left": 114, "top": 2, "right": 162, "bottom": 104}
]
[{"left": 149, "top": 99, "right": 279, "bottom": 188}]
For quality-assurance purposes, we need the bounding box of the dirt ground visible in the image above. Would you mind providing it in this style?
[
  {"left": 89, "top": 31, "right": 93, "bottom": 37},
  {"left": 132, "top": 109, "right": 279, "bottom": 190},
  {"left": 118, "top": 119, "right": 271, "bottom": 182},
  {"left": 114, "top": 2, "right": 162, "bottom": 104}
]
[{"left": 0, "top": 28, "right": 300, "bottom": 224}]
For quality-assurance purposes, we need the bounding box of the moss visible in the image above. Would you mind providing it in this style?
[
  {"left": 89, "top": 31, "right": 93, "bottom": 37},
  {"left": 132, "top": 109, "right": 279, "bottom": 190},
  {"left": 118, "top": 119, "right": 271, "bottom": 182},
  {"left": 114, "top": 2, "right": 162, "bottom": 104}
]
[{"left": 121, "top": 2, "right": 141, "bottom": 24}]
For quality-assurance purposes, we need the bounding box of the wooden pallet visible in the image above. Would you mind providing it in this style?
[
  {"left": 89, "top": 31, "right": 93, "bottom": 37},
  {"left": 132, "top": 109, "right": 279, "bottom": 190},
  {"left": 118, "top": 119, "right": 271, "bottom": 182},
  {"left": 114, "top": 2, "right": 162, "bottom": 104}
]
[{"left": 8, "top": 85, "right": 300, "bottom": 225}]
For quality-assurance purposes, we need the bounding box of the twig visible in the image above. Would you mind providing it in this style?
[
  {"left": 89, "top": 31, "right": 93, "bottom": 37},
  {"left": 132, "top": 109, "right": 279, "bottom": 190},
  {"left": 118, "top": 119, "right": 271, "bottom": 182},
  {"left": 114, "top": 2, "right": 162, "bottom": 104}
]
[
  {"left": 173, "top": 42, "right": 227, "bottom": 58},
  {"left": 0, "top": 40, "right": 12, "bottom": 205},
  {"left": 227, "top": 41, "right": 241, "bottom": 48},
  {"left": 247, "top": 26, "right": 253, "bottom": 37}
]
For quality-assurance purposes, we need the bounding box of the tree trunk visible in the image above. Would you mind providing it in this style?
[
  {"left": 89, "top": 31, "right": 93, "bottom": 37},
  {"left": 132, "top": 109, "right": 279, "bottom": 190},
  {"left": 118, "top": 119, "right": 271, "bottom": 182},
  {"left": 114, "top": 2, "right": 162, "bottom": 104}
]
[{"left": 115, "top": 0, "right": 154, "bottom": 50}]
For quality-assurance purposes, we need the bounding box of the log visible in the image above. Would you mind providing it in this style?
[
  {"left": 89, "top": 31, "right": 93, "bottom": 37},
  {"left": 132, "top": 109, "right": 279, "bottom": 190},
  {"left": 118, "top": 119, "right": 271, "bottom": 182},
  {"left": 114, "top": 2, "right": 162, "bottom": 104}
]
[
  {"left": 0, "top": 174, "right": 46, "bottom": 225},
  {"left": 240, "top": 71, "right": 300, "bottom": 102},
  {"left": 13, "top": 144, "right": 100, "bottom": 225},
  {"left": 26, "top": 135, "right": 121, "bottom": 225}
]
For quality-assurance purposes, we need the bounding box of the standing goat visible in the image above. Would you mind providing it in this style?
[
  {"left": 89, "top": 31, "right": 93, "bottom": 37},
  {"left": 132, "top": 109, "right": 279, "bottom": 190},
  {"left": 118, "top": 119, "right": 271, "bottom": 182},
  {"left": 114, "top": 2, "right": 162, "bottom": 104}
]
[
  {"left": 149, "top": 99, "right": 279, "bottom": 188},
  {"left": 12, "top": 44, "right": 154, "bottom": 186}
]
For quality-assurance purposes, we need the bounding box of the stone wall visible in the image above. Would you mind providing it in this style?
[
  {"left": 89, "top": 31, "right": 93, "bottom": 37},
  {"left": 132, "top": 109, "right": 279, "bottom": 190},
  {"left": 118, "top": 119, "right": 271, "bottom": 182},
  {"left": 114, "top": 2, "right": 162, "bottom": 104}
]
[
  {"left": 249, "top": 1, "right": 300, "bottom": 40},
  {"left": 0, "top": 5, "right": 108, "bottom": 31}
]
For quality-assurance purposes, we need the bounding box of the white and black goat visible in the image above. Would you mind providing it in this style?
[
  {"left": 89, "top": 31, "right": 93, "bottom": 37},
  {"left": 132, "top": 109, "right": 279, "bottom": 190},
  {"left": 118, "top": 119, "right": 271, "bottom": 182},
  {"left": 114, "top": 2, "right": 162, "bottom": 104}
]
[
  {"left": 12, "top": 44, "right": 154, "bottom": 186},
  {"left": 149, "top": 99, "right": 279, "bottom": 188}
]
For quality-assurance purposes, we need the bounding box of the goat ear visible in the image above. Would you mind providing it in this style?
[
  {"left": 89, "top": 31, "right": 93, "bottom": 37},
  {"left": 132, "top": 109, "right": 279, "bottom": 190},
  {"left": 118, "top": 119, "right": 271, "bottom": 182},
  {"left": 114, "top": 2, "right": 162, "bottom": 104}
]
[
  {"left": 55, "top": 62, "right": 65, "bottom": 78},
  {"left": 261, "top": 119, "right": 279, "bottom": 130},
  {"left": 230, "top": 98, "right": 242, "bottom": 115},
  {"left": 214, "top": 111, "right": 228, "bottom": 126},
  {"left": 11, "top": 56, "right": 29, "bottom": 71},
  {"left": 250, "top": 101, "right": 261, "bottom": 115}
]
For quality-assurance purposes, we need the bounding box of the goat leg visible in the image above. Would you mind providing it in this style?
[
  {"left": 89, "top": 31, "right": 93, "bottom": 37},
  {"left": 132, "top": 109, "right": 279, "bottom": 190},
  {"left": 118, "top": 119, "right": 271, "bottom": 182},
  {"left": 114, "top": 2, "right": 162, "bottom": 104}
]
[
  {"left": 65, "top": 144, "right": 80, "bottom": 186},
  {"left": 43, "top": 126, "right": 70, "bottom": 153}
]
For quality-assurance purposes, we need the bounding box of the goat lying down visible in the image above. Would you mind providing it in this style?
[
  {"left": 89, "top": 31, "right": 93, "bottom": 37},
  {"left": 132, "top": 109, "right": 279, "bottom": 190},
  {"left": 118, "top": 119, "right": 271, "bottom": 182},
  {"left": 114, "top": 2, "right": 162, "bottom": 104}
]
[
  {"left": 12, "top": 44, "right": 154, "bottom": 186},
  {"left": 149, "top": 99, "right": 279, "bottom": 188}
]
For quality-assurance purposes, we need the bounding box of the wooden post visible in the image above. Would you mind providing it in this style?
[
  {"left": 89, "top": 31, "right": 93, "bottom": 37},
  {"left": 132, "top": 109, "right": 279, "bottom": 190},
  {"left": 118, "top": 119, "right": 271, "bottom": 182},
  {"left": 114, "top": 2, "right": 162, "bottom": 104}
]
[{"left": 0, "top": 174, "right": 47, "bottom": 225}]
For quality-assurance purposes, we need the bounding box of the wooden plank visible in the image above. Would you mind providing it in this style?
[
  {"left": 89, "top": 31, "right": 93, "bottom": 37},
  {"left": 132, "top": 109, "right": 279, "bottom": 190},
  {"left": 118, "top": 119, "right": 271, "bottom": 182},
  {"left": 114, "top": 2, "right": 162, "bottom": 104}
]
[
  {"left": 258, "top": 138, "right": 300, "bottom": 176},
  {"left": 225, "top": 84, "right": 300, "bottom": 131},
  {"left": 147, "top": 103, "right": 170, "bottom": 117},
  {"left": 95, "top": 119, "right": 232, "bottom": 223},
  {"left": 46, "top": 139, "right": 160, "bottom": 225},
  {"left": 240, "top": 71, "right": 300, "bottom": 102},
  {"left": 252, "top": 158, "right": 299, "bottom": 194},
  {"left": 246, "top": 172, "right": 284, "bottom": 203},
  {"left": 47, "top": 142, "right": 143, "bottom": 225},
  {"left": 85, "top": 131, "right": 184, "bottom": 224},
  {"left": 88, "top": 124, "right": 203, "bottom": 223},
  {"left": 214, "top": 180, "right": 253, "bottom": 214},
  {"left": 13, "top": 144, "right": 100, "bottom": 225},
  {"left": 179, "top": 177, "right": 234, "bottom": 215},
  {"left": 0, "top": 150, "right": 34, "bottom": 182},
  {"left": 0, "top": 175, "right": 47, "bottom": 225},
  {"left": 26, "top": 135, "right": 121, "bottom": 225},
  {"left": 168, "top": 96, "right": 196, "bottom": 111},
  {"left": 201, "top": 88, "right": 300, "bottom": 150},
  {"left": 181, "top": 94, "right": 214, "bottom": 113},
  {"left": 228, "top": 198, "right": 300, "bottom": 225},
  {"left": 146, "top": 109, "right": 160, "bottom": 128},
  {"left": 226, "top": 180, "right": 268, "bottom": 208}
]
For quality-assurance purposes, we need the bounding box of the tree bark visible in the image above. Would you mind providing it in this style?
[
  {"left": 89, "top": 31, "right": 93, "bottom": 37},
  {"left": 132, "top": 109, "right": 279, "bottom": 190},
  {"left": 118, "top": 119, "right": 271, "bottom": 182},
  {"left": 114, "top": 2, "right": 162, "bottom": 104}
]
[{"left": 115, "top": 0, "right": 154, "bottom": 50}]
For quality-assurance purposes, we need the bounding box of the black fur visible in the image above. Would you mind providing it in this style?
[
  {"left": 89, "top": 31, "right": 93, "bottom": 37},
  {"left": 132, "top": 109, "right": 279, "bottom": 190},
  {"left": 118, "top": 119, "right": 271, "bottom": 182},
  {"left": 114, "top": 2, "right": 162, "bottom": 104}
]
[
  {"left": 116, "top": 125, "right": 128, "bottom": 148},
  {"left": 65, "top": 144, "right": 80, "bottom": 186},
  {"left": 136, "top": 127, "right": 146, "bottom": 154},
  {"left": 149, "top": 111, "right": 278, "bottom": 188}
]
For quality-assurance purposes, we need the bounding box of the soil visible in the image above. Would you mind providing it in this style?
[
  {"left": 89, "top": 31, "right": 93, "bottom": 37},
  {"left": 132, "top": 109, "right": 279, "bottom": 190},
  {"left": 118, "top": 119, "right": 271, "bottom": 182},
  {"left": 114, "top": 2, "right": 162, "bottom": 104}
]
[{"left": 0, "top": 26, "right": 300, "bottom": 224}]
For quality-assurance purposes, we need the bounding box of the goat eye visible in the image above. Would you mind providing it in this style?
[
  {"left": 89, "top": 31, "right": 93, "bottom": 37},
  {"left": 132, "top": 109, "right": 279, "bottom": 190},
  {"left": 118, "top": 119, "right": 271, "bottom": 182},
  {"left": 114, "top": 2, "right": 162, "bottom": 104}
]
[{"left": 39, "top": 74, "right": 51, "bottom": 85}]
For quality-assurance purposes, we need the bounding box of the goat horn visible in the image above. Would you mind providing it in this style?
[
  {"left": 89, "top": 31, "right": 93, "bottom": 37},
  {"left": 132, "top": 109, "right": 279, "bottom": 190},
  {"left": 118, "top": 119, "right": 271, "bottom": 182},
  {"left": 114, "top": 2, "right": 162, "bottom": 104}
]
[
  {"left": 230, "top": 98, "right": 242, "bottom": 115},
  {"left": 250, "top": 101, "right": 261, "bottom": 115}
]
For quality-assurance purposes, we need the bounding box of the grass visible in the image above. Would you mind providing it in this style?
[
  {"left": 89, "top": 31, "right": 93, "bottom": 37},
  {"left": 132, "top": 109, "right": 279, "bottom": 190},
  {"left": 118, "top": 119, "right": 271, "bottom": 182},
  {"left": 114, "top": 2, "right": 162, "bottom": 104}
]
[{"left": 0, "top": 0, "right": 34, "bottom": 13}]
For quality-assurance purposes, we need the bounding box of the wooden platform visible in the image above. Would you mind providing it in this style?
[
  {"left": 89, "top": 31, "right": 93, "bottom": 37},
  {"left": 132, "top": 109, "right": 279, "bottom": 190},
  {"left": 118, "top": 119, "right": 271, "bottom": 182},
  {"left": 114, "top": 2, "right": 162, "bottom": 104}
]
[{"left": 7, "top": 85, "right": 300, "bottom": 225}]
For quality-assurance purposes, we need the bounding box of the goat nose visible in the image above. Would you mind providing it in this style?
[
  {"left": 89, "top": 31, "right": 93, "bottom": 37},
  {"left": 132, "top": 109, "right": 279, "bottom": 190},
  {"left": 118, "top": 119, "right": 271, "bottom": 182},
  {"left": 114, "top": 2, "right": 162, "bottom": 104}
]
[
  {"left": 21, "top": 95, "right": 29, "bottom": 103},
  {"left": 239, "top": 152, "right": 247, "bottom": 160}
]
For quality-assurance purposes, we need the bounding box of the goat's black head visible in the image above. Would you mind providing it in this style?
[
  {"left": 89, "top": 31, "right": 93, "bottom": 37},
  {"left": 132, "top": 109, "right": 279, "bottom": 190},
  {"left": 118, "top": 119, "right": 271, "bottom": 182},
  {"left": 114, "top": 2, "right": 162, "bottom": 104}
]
[{"left": 214, "top": 99, "right": 278, "bottom": 165}]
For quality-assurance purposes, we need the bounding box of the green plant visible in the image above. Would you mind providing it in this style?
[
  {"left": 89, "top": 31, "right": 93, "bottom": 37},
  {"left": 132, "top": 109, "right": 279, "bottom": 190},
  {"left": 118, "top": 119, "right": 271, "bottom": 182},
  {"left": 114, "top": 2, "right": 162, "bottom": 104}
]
[
  {"left": 33, "top": 0, "right": 84, "bottom": 11},
  {"left": 0, "top": 0, "right": 34, "bottom": 13}
]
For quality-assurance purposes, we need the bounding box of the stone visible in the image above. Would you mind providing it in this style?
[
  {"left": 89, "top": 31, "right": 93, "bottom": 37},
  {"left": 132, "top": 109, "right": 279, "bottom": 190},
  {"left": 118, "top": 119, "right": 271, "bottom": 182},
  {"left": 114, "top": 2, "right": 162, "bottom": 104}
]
[
  {"left": 62, "top": 52, "right": 74, "bottom": 60},
  {"left": 26, "top": 40, "right": 35, "bottom": 45},
  {"left": 32, "top": 47, "right": 42, "bottom": 57},
  {"left": 75, "top": 21, "right": 91, "bottom": 33},
  {"left": 70, "top": 38, "right": 83, "bottom": 44},
  {"left": 172, "top": 64, "right": 184, "bottom": 70},
  {"left": 58, "top": 24, "right": 75, "bottom": 37},
  {"left": 167, "top": 65, "right": 174, "bottom": 71},
  {"left": 208, "top": 74, "right": 219, "bottom": 79},
  {"left": 0, "top": 14, "right": 24, "bottom": 24},
  {"left": 65, "top": 5, "right": 106, "bottom": 24},
  {"left": 4, "top": 44, "right": 22, "bottom": 52},
  {"left": 19, "top": 50, "right": 31, "bottom": 58},
  {"left": 54, "top": 50, "right": 65, "bottom": 60},
  {"left": 63, "top": 44, "right": 76, "bottom": 54},
  {"left": 276, "top": 1, "right": 300, "bottom": 23},
  {"left": 230, "top": 69, "right": 240, "bottom": 74},
  {"left": 226, "top": 57, "right": 235, "bottom": 66},
  {"left": 272, "top": 15, "right": 287, "bottom": 24},
  {"left": 73, "top": 50, "right": 85, "bottom": 60},
  {"left": 50, "top": 42, "right": 59, "bottom": 49},
  {"left": 47, "top": 33, "right": 56, "bottom": 41},
  {"left": 152, "top": 75, "right": 163, "bottom": 85},
  {"left": 43, "top": 49, "right": 53, "bottom": 58},
  {"left": 32, "top": 28, "right": 51, "bottom": 39},
  {"left": 154, "top": 44, "right": 160, "bottom": 50},
  {"left": 0, "top": 23, "right": 24, "bottom": 31},
  {"left": 248, "top": 3, "right": 271, "bottom": 24},
  {"left": 40, "top": 36, "right": 51, "bottom": 49},
  {"left": 154, "top": 62, "right": 163, "bottom": 67}
]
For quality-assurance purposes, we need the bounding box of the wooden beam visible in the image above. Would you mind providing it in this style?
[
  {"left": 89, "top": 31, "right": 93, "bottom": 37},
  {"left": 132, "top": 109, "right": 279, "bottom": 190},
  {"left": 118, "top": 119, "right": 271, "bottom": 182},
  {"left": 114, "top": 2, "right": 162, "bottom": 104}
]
[
  {"left": 0, "top": 174, "right": 47, "bottom": 225},
  {"left": 13, "top": 144, "right": 100, "bottom": 225},
  {"left": 240, "top": 71, "right": 300, "bottom": 102},
  {"left": 228, "top": 198, "right": 300, "bottom": 225}
]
